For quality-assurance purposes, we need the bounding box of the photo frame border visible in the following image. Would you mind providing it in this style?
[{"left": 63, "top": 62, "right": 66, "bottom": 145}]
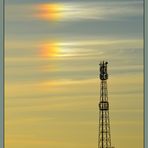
[
  {"left": 144, "top": 0, "right": 147, "bottom": 148},
  {"left": 0, "top": 0, "right": 4, "bottom": 147}
]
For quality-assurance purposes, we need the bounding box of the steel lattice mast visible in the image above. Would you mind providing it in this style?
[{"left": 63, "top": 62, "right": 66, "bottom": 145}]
[{"left": 98, "top": 61, "right": 114, "bottom": 148}]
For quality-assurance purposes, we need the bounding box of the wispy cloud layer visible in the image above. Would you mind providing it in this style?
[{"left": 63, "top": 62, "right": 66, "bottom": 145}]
[
  {"left": 36, "top": 1, "right": 143, "bottom": 21},
  {"left": 6, "top": 1, "right": 143, "bottom": 22}
]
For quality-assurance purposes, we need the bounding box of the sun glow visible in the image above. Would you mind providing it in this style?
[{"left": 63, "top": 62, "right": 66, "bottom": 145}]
[
  {"left": 40, "top": 42, "right": 60, "bottom": 57},
  {"left": 40, "top": 41, "right": 77, "bottom": 58},
  {"left": 36, "top": 3, "right": 64, "bottom": 21}
]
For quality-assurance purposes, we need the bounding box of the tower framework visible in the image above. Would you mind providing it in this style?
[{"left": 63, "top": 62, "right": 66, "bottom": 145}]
[{"left": 98, "top": 61, "right": 114, "bottom": 148}]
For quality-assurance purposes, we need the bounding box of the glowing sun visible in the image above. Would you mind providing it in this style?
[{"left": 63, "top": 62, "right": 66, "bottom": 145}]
[
  {"left": 36, "top": 3, "right": 64, "bottom": 21},
  {"left": 40, "top": 42, "right": 60, "bottom": 57}
]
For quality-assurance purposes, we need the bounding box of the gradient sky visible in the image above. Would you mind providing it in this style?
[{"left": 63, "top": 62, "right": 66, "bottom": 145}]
[{"left": 5, "top": 0, "right": 143, "bottom": 148}]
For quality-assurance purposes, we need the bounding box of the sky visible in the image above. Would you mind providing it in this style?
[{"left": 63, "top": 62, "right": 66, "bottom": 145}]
[{"left": 5, "top": 0, "right": 143, "bottom": 148}]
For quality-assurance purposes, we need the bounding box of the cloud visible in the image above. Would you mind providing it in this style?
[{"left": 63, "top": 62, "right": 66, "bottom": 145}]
[
  {"left": 35, "top": 1, "right": 143, "bottom": 21},
  {"left": 6, "top": 1, "right": 143, "bottom": 22},
  {"left": 6, "top": 38, "right": 143, "bottom": 59}
]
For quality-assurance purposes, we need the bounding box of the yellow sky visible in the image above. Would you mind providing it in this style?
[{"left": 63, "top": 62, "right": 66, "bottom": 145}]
[{"left": 5, "top": 1, "right": 143, "bottom": 148}]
